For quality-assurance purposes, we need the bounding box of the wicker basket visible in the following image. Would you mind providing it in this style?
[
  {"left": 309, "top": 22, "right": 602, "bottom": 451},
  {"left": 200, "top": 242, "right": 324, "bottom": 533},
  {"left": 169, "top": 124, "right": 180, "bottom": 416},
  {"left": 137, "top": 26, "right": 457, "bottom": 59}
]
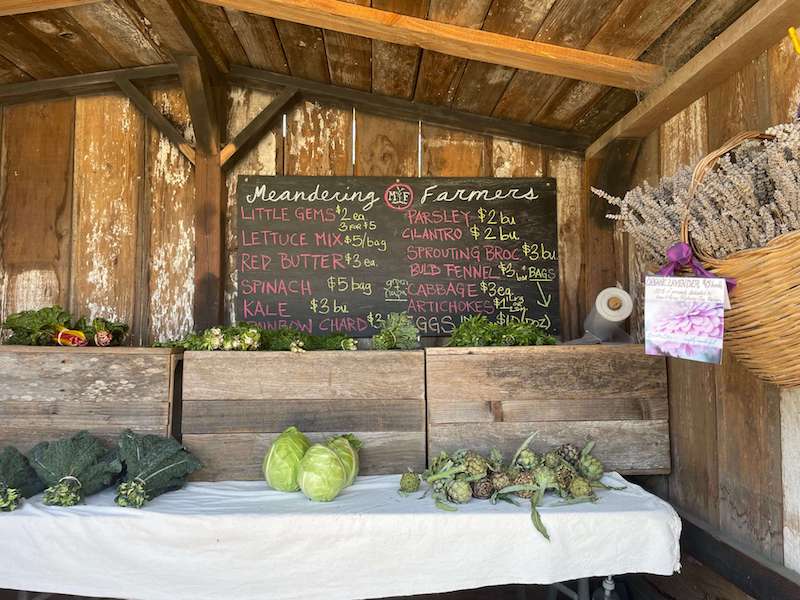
[{"left": 681, "top": 131, "right": 800, "bottom": 388}]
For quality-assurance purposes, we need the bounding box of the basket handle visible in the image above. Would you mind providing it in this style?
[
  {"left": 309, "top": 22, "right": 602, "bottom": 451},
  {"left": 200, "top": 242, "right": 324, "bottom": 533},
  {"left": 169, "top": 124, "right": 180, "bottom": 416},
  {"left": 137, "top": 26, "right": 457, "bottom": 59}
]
[{"left": 680, "top": 130, "right": 775, "bottom": 263}]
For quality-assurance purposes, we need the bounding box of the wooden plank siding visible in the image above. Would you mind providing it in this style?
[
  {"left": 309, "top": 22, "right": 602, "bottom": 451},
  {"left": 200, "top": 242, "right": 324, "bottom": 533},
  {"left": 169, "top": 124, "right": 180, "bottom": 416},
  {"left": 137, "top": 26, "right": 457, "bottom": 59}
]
[
  {"left": 181, "top": 351, "right": 427, "bottom": 479},
  {"left": 0, "top": 345, "right": 181, "bottom": 451},
  {"left": 426, "top": 346, "right": 670, "bottom": 474},
  {"left": 609, "top": 36, "right": 799, "bottom": 587}
]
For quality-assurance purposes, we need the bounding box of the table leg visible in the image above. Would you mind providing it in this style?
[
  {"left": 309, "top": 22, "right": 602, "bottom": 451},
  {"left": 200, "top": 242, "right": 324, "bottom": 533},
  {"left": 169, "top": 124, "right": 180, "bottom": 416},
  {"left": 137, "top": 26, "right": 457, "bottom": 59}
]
[{"left": 577, "top": 578, "right": 590, "bottom": 600}]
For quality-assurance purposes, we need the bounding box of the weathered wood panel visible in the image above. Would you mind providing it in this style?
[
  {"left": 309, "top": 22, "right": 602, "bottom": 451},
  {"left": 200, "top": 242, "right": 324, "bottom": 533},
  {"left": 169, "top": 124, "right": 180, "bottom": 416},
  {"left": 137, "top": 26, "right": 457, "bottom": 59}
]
[
  {"left": 782, "top": 388, "right": 800, "bottom": 573},
  {"left": 13, "top": 9, "right": 119, "bottom": 74},
  {"left": 716, "top": 352, "right": 783, "bottom": 562},
  {"left": 0, "top": 99, "right": 74, "bottom": 324},
  {"left": 184, "top": 431, "right": 425, "bottom": 480},
  {"left": 71, "top": 94, "right": 143, "bottom": 326},
  {"left": 224, "top": 9, "right": 290, "bottom": 73},
  {"left": 704, "top": 54, "right": 784, "bottom": 562},
  {"left": 0, "top": 346, "right": 180, "bottom": 451},
  {"left": 452, "top": 0, "right": 552, "bottom": 115},
  {"left": 546, "top": 150, "right": 584, "bottom": 341},
  {"left": 323, "top": 0, "right": 371, "bottom": 91},
  {"left": 706, "top": 54, "right": 771, "bottom": 149},
  {"left": 145, "top": 86, "right": 196, "bottom": 343},
  {"left": 371, "top": 0, "right": 429, "bottom": 99},
  {"left": 184, "top": 398, "right": 424, "bottom": 434},
  {"left": 182, "top": 350, "right": 426, "bottom": 479},
  {"left": 491, "top": 139, "right": 545, "bottom": 177},
  {"left": 426, "top": 346, "right": 670, "bottom": 474},
  {"left": 285, "top": 100, "right": 352, "bottom": 175},
  {"left": 224, "top": 86, "right": 281, "bottom": 323},
  {"left": 354, "top": 112, "right": 417, "bottom": 176},
  {"left": 412, "top": 0, "right": 491, "bottom": 106},
  {"left": 768, "top": 37, "right": 800, "bottom": 124},
  {"left": 421, "top": 125, "right": 489, "bottom": 176},
  {"left": 183, "top": 351, "right": 424, "bottom": 401},
  {"left": 274, "top": 20, "right": 329, "bottom": 82},
  {"left": 430, "top": 421, "right": 670, "bottom": 475},
  {"left": 65, "top": 1, "right": 167, "bottom": 67}
]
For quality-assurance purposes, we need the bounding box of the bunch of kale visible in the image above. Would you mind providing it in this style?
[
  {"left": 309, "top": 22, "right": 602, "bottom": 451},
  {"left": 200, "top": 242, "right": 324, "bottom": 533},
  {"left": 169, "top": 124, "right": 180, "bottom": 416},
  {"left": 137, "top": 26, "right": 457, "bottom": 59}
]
[{"left": 0, "top": 446, "right": 45, "bottom": 511}]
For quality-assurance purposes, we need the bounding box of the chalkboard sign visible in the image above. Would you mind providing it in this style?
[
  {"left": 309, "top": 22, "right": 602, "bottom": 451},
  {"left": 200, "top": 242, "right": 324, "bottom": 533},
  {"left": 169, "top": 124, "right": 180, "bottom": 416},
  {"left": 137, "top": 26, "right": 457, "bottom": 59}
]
[{"left": 235, "top": 176, "right": 559, "bottom": 337}]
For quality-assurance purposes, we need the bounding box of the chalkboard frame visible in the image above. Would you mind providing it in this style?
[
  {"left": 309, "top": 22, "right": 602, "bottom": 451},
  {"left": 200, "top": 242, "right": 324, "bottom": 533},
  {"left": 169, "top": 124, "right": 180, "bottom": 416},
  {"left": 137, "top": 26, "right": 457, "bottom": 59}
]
[{"left": 235, "top": 176, "right": 559, "bottom": 338}]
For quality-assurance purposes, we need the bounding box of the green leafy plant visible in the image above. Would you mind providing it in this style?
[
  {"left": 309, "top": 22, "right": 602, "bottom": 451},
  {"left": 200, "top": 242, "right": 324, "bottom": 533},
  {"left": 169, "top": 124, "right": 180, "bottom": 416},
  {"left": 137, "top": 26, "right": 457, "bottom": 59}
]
[
  {"left": 29, "top": 431, "right": 122, "bottom": 507},
  {"left": 115, "top": 430, "right": 201, "bottom": 508},
  {"left": 372, "top": 312, "right": 419, "bottom": 350},
  {"left": 158, "top": 325, "right": 358, "bottom": 352},
  {"left": 296, "top": 443, "right": 349, "bottom": 502},
  {"left": 2, "top": 306, "right": 72, "bottom": 345},
  {"left": 0, "top": 446, "right": 45, "bottom": 511},
  {"left": 1, "top": 306, "right": 128, "bottom": 347},
  {"left": 448, "top": 316, "right": 557, "bottom": 348}
]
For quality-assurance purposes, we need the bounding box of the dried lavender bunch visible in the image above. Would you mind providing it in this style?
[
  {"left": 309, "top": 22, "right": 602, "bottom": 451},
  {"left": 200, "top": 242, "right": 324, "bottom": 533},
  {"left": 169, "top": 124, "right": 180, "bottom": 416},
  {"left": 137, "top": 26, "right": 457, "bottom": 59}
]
[{"left": 594, "top": 121, "right": 800, "bottom": 262}]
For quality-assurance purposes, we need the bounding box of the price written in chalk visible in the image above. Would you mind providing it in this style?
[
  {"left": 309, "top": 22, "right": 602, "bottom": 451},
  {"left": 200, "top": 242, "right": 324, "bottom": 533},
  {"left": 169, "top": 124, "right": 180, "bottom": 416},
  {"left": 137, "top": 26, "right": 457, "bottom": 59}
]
[
  {"left": 327, "top": 276, "right": 373, "bottom": 296},
  {"left": 310, "top": 297, "right": 349, "bottom": 315}
]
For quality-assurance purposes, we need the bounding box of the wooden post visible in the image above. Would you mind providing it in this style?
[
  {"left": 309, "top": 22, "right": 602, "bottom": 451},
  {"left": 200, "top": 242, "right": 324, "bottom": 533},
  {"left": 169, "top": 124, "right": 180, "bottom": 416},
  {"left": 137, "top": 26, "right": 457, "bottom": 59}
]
[
  {"left": 177, "top": 54, "right": 227, "bottom": 329},
  {"left": 583, "top": 139, "right": 641, "bottom": 321}
]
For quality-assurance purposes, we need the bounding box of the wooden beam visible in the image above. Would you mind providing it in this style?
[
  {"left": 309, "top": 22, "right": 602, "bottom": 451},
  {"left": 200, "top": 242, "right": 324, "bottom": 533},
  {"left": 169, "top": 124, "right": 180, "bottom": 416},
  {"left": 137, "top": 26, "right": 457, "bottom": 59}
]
[
  {"left": 193, "top": 152, "right": 225, "bottom": 330},
  {"left": 177, "top": 54, "right": 222, "bottom": 155},
  {"left": 0, "top": 64, "right": 179, "bottom": 103},
  {"left": 115, "top": 78, "right": 196, "bottom": 165},
  {"left": 680, "top": 510, "right": 800, "bottom": 600},
  {"left": 166, "top": 0, "right": 229, "bottom": 76},
  {"left": 231, "top": 65, "right": 590, "bottom": 152},
  {"left": 199, "top": 0, "right": 664, "bottom": 91},
  {"left": 220, "top": 86, "right": 300, "bottom": 169},
  {"left": 0, "top": 0, "right": 99, "bottom": 15},
  {"left": 587, "top": 0, "right": 798, "bottom": 158}
]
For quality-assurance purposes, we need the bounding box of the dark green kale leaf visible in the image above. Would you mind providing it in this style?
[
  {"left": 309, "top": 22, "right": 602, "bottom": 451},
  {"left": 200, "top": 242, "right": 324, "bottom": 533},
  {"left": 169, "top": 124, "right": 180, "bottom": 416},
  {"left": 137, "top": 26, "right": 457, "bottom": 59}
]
[
  {"left": 28, "top": 431, "right": 122, "bottom": 506},
  {"left": 0, "top": 446, "right": 45, "bottom": 511},
  {"left": 115, "top": 430, "right": 201, "bottom": 508}
]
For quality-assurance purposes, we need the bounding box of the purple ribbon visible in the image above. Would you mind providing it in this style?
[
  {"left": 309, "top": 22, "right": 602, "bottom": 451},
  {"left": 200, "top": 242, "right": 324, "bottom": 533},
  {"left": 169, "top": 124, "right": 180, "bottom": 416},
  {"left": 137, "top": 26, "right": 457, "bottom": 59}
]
[{"left": 656, "top": 242, "right": 736, "bottom": 290}]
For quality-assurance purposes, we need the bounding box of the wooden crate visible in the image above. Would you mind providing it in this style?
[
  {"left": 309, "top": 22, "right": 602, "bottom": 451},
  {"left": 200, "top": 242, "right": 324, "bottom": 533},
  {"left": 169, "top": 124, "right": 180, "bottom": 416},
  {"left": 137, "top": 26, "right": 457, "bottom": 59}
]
[
  {"left": 426, "top": 345, "right": 670, "bottom": 475},
  {"left": 182, "top": 351, "right": 426, "bottom": 480},
  {"left": 0, "top": 346, "right": 182, "bottom": 452}
]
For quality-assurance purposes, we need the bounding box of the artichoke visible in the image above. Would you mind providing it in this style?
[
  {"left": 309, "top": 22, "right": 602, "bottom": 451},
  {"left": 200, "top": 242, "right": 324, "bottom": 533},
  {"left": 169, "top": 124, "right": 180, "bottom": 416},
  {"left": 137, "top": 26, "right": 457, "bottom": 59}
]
[
  {"left": 513, "top": 471, "right": 536, "bottom": 498},
  {"left": 515, "top": 448, "right": 539, "bottom": 470},
  {"left": 569, "top": 476, "right": 593, "bottom": 499},
  {"left": 490, "top": 469, "right": 512, "bottom": 493},
  {"left": 555, "top": 443, "right": 580, "bottom": 466},
  {"left": 533, "top": 465, "right": 558, "bottom": 492},
  {"left": 577, "top": 441, "right": 604, "bottom": 482},
  {"left": 399, "top": 470, "right": 420, "bottom": 494},
  {"left": 543, "top": 450, "right": 562, "bottom": 470},
  {"left": 471, "top": 477, "right": 494, "bottom": 500},
  {"left": 446, "top": 479, "right": 472, "bottom": 504},
  {"left": 462, "top": 451, "right": 488, "bottom": 480},
  {"left": 555, "top": 462, "right": 576, "bottom": 497}
]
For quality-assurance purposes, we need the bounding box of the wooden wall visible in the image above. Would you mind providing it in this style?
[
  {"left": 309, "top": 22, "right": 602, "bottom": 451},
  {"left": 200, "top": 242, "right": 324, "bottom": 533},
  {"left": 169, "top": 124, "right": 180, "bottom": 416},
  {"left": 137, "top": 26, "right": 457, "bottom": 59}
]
[
  {"left": 0, "top": 87, "right": 586, "bottom": 345},
  {"left": 624, "top": 36, "right": 800, "bottom": 589}
]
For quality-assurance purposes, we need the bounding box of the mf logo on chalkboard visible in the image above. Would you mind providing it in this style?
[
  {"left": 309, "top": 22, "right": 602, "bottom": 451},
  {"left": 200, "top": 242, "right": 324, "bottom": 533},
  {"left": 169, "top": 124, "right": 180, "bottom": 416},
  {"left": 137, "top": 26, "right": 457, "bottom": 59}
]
[{"left": 236, "top": 176, "right": 559, "bottom": 338}]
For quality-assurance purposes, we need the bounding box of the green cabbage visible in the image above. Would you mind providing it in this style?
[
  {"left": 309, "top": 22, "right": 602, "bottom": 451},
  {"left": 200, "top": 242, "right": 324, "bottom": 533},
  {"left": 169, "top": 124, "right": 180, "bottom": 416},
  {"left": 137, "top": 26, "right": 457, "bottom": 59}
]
[
  {"left": 327, "top": 434, "right": 362, "bottom": 487},
  {"left": 297, "top": 444, "right": 348, "bottom": 502},
  {"left": 263, "top": 426, "right": 310, "bottom": 492}
]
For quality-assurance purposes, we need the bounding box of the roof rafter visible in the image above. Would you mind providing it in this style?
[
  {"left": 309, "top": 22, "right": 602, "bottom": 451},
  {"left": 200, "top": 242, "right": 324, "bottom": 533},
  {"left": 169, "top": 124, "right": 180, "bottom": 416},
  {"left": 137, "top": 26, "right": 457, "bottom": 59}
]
[
  {"left": 587, "top": 0, "right": 799, "bottom": 158},
  {"left": 199, "top": 0, "right": 665, "bottom": 91},
  {"left": 231, "top": 65, "right": 590, "bottom": 151},
  {"left": 0, "top": 0, "right": 99, "bottom": 15}
]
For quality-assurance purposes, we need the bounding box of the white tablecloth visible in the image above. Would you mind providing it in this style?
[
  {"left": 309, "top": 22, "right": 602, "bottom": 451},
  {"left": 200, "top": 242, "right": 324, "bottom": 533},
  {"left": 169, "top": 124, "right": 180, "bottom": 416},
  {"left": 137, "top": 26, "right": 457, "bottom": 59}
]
[{"left": 0, "top": 473, "right": 680, "bottom": 600}]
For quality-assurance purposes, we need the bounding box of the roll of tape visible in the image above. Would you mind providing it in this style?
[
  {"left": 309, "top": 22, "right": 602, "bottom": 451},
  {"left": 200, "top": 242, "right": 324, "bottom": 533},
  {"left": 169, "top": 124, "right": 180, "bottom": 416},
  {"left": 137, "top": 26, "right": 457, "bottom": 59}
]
[{"left": 594, "top": 287, "right": 633, "bottom": 322}]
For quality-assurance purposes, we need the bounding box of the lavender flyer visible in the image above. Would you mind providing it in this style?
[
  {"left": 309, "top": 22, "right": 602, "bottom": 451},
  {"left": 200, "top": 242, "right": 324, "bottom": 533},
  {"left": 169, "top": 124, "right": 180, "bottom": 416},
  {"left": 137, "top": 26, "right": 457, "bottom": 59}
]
[{"left": 644, "top": 276, "right": 726, "bottom": 364}]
